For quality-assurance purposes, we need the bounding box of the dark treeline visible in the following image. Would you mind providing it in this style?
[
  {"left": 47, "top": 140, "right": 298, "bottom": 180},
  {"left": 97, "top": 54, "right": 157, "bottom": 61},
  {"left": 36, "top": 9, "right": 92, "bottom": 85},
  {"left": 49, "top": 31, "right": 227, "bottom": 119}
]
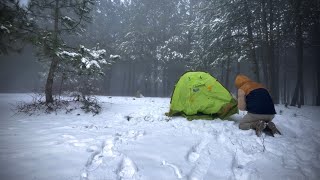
[{"left": 1, "top": 0, "right": 319, "bottom": 106}]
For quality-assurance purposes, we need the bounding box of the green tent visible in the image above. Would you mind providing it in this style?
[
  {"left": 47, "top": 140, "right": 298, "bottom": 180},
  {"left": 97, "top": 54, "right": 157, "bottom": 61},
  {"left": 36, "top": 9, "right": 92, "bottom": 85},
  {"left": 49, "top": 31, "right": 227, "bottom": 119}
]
[{"left": 167, "top": 71, "right": 238, "bottom": 120}]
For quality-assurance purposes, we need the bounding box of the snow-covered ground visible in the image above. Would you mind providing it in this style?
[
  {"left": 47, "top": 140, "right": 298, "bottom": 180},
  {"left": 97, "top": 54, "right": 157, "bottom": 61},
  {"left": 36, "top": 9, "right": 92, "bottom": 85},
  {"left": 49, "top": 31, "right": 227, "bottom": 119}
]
[{"left": 0, "top": 93, "right": 319, "bottom": 180}]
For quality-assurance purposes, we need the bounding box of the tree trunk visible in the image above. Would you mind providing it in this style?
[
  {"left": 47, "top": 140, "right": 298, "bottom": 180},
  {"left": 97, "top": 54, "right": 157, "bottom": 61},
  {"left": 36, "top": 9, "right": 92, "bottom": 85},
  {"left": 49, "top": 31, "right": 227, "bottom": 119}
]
[
  {"left": 282, "top": 50, "right": 288, "bottom": 105},
  {"left": 122, "top": 71, "right": 127, "bottom": 95},
  {"left": 132, "top": 61, "right": 136, "bottom": 95},
  {"left": 268, "top": 0, "right": 279, "bottom": 104},
  {"left": 261, "top": 0, "right": 270, "bottom": 89},
  {"left": 45, "top": 0, "right": 59, "bottom": 103},
  {"left": 128, "top": 63, "right": 132, "bottom": 96},
  {"left": 236, "top": 28, "right": 241, "bottom": 75},
  {"left": 236, "top": 58, "right": 240, "bottom": 74},
  {"left": 316, "top": 12, "right": 320, "bottom": 105},
  {"left": 187, "top": 0, "right": 195, "bottom": 55},
  {"left": 144, "top": 60, "right": 152, "bottom": 96},
  {"left": 221, "top": 60, "right": 225, "bottom": 86},
  {"left": 225, "top": 54, "right": 231, "bottom": 90},
  {"left": 244, "top": 0, "right": 260, "bottom": 82},
  {"left": 58, "top": 73, "right": 66, "bottom": 100},
  {"left": 163, "top": 67, "right": 170, "bottom": 97},
  {"left": 260, "top": 44, "right": 269, "bottom": 88},
  {"left": 274, "top": 10, "right": 281, "bottom": 104},
  {"left": 104, "top": 70, "right": 112, "bottom": 95},
  {"left": 291, "top": 82, "right": 299, "bottom": 106},
  {"left": 296, "top": 1, "right": 304, "bottom": 108},
  {"left": 283, "top": 70, "right": 287, "bottom": 105},
  {"left": 290, "top": 0, "right": 304, "bottom": 107},
  {"left": 225, "top": 28, "right": 232, "bottom": 90},
  {"left": 162, "top": 70, "right": 166, "bottom": 97}
]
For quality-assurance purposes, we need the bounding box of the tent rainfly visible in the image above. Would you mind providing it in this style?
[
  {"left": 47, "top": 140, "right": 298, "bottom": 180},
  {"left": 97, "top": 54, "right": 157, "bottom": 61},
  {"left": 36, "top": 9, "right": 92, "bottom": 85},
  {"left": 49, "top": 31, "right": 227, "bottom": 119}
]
[{"left": 167, "top": 71, "right": 238, "bottom": 120}]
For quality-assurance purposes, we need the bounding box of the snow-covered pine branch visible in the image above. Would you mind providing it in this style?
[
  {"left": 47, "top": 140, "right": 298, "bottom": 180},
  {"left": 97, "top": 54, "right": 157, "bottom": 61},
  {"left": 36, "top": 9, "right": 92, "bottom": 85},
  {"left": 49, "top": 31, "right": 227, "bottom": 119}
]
[
  {"left": 156, "top": 35, "right": 187, "bottom": 63},
  {"left": 57, "top": 44, "right": 117, "bottom": 76}
]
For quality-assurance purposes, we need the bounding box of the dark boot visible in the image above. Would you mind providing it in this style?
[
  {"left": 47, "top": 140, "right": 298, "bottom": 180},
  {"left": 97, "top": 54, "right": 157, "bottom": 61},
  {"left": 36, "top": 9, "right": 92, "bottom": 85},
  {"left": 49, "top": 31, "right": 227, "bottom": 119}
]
[
  {"left": 265, "top": 121, "right": 281, "bottom": 136},
  {"left": 251, "top": 120, "right": 267, "bottom": 137}
]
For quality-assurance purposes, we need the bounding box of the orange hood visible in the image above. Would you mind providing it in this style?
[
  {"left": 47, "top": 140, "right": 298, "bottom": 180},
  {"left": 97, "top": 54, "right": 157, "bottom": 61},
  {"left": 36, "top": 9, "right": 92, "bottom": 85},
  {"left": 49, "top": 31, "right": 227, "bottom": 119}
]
[
  {"left": 235, "top": 75, "right": 251, "bottom": 89},
  {"left": 235, "top": 74, "right": 265, "bottom": 95}
]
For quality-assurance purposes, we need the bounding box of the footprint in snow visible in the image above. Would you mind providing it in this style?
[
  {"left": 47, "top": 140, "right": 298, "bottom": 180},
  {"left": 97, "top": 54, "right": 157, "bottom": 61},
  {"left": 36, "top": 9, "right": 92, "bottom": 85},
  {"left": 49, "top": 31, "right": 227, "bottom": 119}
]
[
  {"left": 85, "top": 151, "right": 104, "bottom": 172},
  {"left": 115, "top": 130, "right": 145, "bottom": 144},
  {"left": 102, "top": 137, "right": 119, "bottom": 157},
  {"left": 126, "top": 130, "right": 145, "bottom": 139},
  {"left": 187, "top": 136, "right": 211, "bottom": 163},
  {"left": 187, "top": 149, "right": 211, "bottom": 180},
  {"left": 231, "top": 151, "right": 262, "bottom": 180},
  {"left": 118, "top": 157, "right": 138, "bottom": 180},
  {"left": 82, "top": 137, "right": 117, "bottom": 178},
  {"left": 82, "top": 132, "right": 141, "bottom": 180},
  {"left": 186, "top": 135, "right": 213, "bottom": 180}
]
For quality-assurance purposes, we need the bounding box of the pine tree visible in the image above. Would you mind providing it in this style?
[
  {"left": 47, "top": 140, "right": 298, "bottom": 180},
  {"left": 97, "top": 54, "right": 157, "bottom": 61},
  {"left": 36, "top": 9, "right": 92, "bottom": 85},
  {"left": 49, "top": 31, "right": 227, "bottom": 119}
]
[{"left": 27, "top": 0, "right": 95, "bottom": 103}]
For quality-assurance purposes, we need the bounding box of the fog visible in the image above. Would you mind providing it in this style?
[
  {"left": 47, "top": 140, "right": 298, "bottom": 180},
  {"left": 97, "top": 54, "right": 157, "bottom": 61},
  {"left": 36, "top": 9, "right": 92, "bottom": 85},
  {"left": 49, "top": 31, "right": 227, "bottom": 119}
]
[
  {"left": 0, "top": 46, "right": 41, "bottom": 93},
  {"left": 0, "top": 0, "right": 319, "bottom": 106}
]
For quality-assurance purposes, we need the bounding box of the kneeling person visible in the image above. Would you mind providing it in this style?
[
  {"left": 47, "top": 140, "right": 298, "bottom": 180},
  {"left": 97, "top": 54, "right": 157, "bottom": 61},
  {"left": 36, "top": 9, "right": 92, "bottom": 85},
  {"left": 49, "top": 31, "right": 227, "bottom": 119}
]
[{"left": 235, "top": 74, "right": 281, "bottom": 137}]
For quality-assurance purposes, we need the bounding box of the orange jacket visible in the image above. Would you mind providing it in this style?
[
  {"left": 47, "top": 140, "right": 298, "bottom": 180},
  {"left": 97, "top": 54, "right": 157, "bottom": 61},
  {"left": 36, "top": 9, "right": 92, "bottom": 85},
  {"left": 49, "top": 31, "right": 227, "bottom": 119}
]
[
  {"left": 235, "top": 75, "right": 264, "bottom": 95},
  {"left": 235, "top": 74, "right": 276, "bottom": 114}
]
